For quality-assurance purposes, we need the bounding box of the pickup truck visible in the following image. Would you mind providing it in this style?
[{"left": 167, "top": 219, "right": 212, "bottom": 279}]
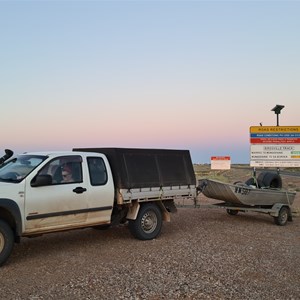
[{"left": 0, "top": 147, "right": 197, "bottom": 266}]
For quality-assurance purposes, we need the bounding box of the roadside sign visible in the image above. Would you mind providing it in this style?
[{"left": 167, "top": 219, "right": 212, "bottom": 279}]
[
  {"left": 211, "top": 156, "right": 231, "bottom": 170},
  {"left": 250, "top": 126, "right": 300, "bottom": 167}
]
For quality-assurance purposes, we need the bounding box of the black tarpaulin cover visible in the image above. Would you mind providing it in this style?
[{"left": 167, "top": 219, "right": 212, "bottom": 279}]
[{"left": 73, "top": 148, "right": 196, "bottom": 189}]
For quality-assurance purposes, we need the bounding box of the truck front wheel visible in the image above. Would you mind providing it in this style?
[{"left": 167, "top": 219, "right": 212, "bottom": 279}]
[
  {"left": 0, "top": 219, "right": 14, "bottom": 267},
  {"left": 128, "top": 203, "right": 162, "bottom": 240}
]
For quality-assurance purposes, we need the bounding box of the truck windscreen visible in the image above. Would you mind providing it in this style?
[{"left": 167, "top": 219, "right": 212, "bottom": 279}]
[{"left": 0, "top": 155, "right": 47, "bottom": 183}]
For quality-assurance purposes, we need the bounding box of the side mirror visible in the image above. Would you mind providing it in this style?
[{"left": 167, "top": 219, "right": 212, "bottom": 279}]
[{"left": 31, "top": 174, "right": 52, "bottom": 187}]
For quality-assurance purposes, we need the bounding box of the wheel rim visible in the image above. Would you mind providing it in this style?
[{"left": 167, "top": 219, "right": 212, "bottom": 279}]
[
  {"left": 0, "top": 232, "right": 5, "bottom": 253},
  {"left": 141, "top": 211, "right": 157, "bottom": 234},
  {"left": 280, "top": 210, "right": 288, "bottom": 224}
]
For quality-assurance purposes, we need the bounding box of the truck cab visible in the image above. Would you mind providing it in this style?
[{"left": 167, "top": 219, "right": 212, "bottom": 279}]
[{"left": 0, "top": 151, "right": 115, "bottom": 238}]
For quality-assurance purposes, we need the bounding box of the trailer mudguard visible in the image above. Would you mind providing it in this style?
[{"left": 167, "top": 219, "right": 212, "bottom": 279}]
[{"left": 270, "top": 203, "right": 291, "bottom": 217}]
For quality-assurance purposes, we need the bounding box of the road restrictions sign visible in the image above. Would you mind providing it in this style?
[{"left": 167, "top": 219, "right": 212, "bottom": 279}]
[
  {"left": 250, "top": 126, "right": 300, "bottom": 167},
  {"left": 211, "top": 156, "right": 231, "bottom": 170}
]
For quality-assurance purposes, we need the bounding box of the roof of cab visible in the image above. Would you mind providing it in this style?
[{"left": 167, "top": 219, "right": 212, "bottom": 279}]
[{"left": 19, "top": 151, "right": 100, "bottom": 157}]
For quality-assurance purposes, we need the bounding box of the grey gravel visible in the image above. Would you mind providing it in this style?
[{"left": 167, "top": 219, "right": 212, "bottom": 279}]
[{"left": 1, "top": 194, "right": 299, "bottom": 300}]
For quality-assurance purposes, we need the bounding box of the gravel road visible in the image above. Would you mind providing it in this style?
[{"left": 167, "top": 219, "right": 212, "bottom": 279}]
[{"left": 1, "top": 194, "right": 299, "bottom": 300}]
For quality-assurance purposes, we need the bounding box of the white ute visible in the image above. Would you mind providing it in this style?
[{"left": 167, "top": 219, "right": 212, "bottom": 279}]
[{"left": 0, "top": 148, "right": 197, "bottom": 266}]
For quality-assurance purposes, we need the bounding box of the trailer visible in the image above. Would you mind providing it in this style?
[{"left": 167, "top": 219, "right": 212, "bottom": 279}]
[{"left": 197, "top": 176, "right": 296, "bottom": 226}]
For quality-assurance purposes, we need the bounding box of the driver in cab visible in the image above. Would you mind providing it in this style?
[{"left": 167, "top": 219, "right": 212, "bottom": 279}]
[{"left": 61, "top": 165, "right": 74, "bottom": 183}]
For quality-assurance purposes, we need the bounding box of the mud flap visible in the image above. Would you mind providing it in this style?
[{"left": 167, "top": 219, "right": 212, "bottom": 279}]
[
  {"left": 157, "top": 201, "right": 171, "bottom": 222},
  {"left": 126, "top": 201, "right": 140, "bottom": 220},
  {"left": 127, "top": 201, "right": 171, "bottom": 222}
]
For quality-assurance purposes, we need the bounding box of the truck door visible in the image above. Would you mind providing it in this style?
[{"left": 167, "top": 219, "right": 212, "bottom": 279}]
[
  {"left": 24, "top": 155, "right": 89, "bottom": 233},
  {"left": 83, "top": 156, "right": 114, "bottom": 225},
  {"left": 24, "top": 154, "right": 115, "bottom": 234}
]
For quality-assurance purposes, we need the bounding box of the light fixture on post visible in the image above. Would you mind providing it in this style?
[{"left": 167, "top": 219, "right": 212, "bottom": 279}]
[{"left": 271, "top": 104, "right": 284, "bottom": 126}]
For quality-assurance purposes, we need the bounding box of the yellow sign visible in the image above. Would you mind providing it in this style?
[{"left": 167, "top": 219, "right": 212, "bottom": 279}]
[{"left": 250, "top": 126, "right": 300, "bottom": 133}]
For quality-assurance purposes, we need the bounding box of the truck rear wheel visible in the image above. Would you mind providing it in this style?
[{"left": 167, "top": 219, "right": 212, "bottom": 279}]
[
  {"left": 0, "top": 219, "right": 14, "bottom": 266},
  {"left": 128, "top": 203, "right": 162, "bottom": 240}
]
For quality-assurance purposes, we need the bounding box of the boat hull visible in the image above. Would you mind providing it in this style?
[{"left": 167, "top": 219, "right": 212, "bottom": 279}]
[{"left": 199, "top": 179, "right": 296, "bottom": 207}]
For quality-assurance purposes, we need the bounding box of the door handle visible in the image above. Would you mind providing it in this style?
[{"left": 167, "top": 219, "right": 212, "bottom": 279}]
[{"left": 73, "top": 187, "right": 87, "bottom": 194}]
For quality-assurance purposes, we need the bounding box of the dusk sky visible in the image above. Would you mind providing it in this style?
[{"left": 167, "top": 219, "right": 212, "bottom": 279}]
[{"left": 1, "top": 1, "right": 299, "bottom": 163}]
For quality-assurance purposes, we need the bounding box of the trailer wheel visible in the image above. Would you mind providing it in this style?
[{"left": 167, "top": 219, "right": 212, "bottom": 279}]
[
  {"left": 0, "top": 219, "right": 14, "bottom": 266},
  {"left": 128, "top": 203, "right": 162, "bottom": 240},
  {"left": 227, "top": 209, "right": 239, "bottom": 216},
  {"left": 274, "top": 207, "right": 289, "bottom": 226}
]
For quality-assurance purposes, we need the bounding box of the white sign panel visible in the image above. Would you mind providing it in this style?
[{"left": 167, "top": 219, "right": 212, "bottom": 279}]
[
  {"left": 211, "top": 156, "right": 231, "bottom": 170},
  {"left": 250, "top": 145, "right": 300, "bottom": 167}
]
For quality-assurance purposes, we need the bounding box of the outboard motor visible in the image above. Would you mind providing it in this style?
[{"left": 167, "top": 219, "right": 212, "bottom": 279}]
[{"left": 0, "top": 149, "right": 14, "bottom": 166}]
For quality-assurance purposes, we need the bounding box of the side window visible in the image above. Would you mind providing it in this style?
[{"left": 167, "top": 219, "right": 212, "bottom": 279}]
[
  {"left": 87, "top": 157, "right": 107, "bottom": 186},
  {"left": 38, "top": 156, "right": 82, "bottom": 185}
]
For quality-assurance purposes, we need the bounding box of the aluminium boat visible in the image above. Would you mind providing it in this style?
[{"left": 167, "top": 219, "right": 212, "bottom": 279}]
[{"left": 198, "top": 178, "right": 296, "bottom": 207}]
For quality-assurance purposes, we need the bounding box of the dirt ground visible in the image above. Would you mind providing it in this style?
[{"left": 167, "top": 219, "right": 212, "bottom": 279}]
[{"left": 0, "top": 168, "right": 299, "bottom": 299}]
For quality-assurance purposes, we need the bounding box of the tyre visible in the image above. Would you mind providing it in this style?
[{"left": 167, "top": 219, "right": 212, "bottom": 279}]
[
  {"left": 274, "top": 206, "right": 289, "bottom": 226},
  {"left": 0, "top": 219, "right": 14, "bottom": 267},
  {"left": 226, "top": 209, "right": 239, "bottom": 216},
  {"left": 257, "top": 172, "right": 282, "bottom": 189},
  {"left": 128, "top": 203, "right": 162, "bottom": 240}
]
